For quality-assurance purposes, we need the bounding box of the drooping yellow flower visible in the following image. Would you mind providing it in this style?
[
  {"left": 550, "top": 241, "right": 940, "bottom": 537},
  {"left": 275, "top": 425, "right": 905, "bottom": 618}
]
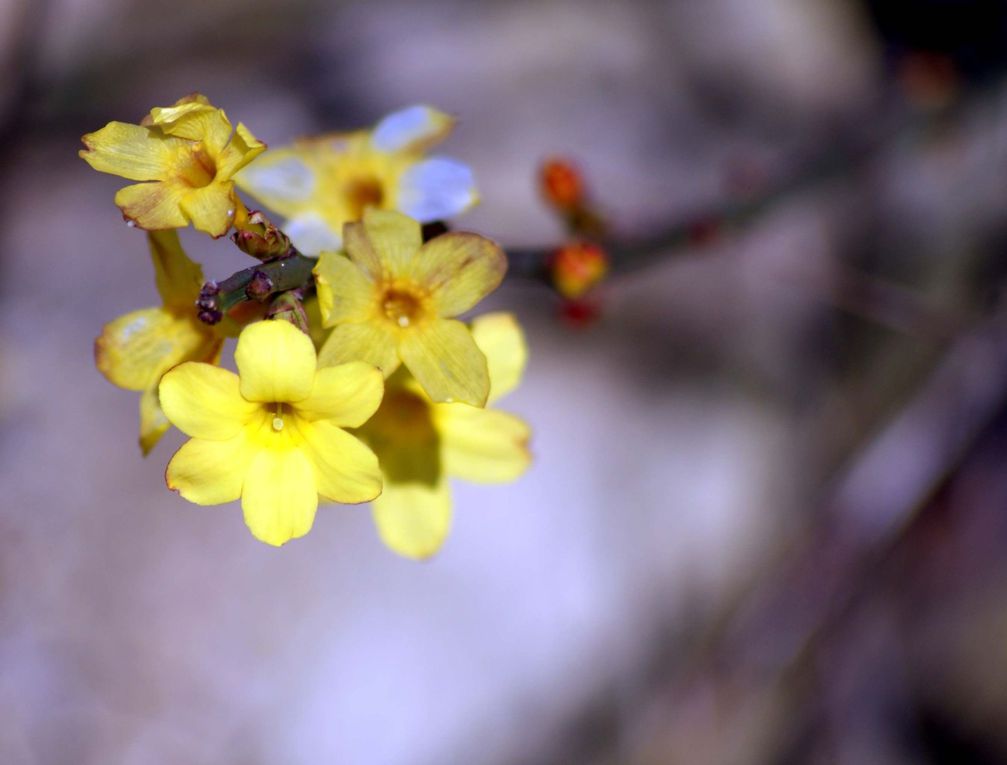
[
  {"left": 80, "top": 94, "right": 265, "bottom": 237},
  {"left": 356, "top": 312, "right": 531, "bottom": 560},
  {"left": 95, "top": 230, "right": 223, "bottom": 454},
  {"left": 159, "top": 320, "right": 384, "bottom": 546},
  {"left": 313, "top": 208, "right": 507, "bottom": 407},
  {"left": 234, "top": 105, "right": 478, "bottom": 255}
]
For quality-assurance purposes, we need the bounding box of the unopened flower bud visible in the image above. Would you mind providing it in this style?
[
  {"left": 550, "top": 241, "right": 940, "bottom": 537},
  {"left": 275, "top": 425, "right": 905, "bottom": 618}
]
[
  {"left": 550, "top": 241, "right": 608, "bottom": 299},
  {"left": 231, "top": 210, "right": 292, "bottom": 261},
  {"left": 267, "top": 292, "right": 310, "bottom": 334},
  {"left": 245, "top": 270, "right": 274, "bottom": 302},
  {"left": 540, "top": 157, "right": 585, "bottom": 212},
  {"left": 196, "top": 281, "right": 223, "bottom": 325}
]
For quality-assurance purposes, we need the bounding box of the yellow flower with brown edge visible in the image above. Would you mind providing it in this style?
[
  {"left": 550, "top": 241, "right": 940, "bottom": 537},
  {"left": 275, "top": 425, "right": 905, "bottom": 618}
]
[
  {"left": 234, "top": 105, "right": 478, "bottom": 255},
  {"left": 95, "top": 230, "right": 223, "bottom": 454},
  {"left": 356, "top": 312, "right": 531, "bottom": 560},
  {"left": 80, "top": 94, "right": 265, "bottom": 237},
  {"left": 314, "top": 208, "right": 507, "bottom": 407},
  {"left": 159, "top": 319, "right": 384, "bottom": 547}
]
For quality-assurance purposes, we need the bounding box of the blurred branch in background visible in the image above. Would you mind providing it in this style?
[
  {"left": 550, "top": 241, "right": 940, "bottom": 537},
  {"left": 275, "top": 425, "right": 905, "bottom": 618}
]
[{"left": 509, "top": 69, "right": 1000, "bottom": 345}]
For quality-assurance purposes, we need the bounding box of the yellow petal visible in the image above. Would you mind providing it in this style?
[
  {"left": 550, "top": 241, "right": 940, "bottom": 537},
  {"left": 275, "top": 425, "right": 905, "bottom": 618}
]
[
  {"left": 80, "top": 122, "right": 178, "bottom": 181},
  {"left": 159, "top": 362, "right": 257, "bottom": 439},
  {"left": 139, "top": 387, "right": 171, "bottom": 455},
  {"left": 342, "top": 220, "right": 385, "bottom": 280},
  {"left": 95, "top": 307, "right": 209, "bottom": 391},
  {"left": 371, "top": 479, "right": 452, "bottom": 560},
  {"left": 296, "top": 419, "right": 382, "bottom": 503},
  {"left": 435, "top": 405, "right": 531, "bottom": 483},
  {"left": 242, "top": 447, "right": 318, "bottom": 546},
  {"left": 361, "top": 208, "right": 422, "bottom": 277},
  {"left": 147, "top": 94, "right": 211, "bottom": 127},
  {"left": 216, "top": 122, "right": 267, "bottom": 179},
  {"left": 416, "top": 232, "right": 507, "bottom": 316},
  {"left": 295, "top": 362, "right": 384, "bottom": 426},
  {"left": 471, "top": 312, "right": 528, "bottom": 404},
  {"left": 166, "top": 433, "right": 253, "bottom": 505},
  {"left": 235, "top": 320, "right": 317, "bottom": 403},
  {"left": 314, "top": 251, "right": 376, "bottom": 326},
  {"left": 317, "top": 321, "right": 400, "bottom": 377},
  {"left": 399, "top": 318, "right": 489, "bottom": 406},
  {"left": 152, "top": 101, "right": 232, "bottom": 153},
  {"left": 114, "top": 181, "right": 188, "bottom": 229},
  {"left": 149, "top": 230, "right": 204, "bottom": 309},
  {"left": 180, "top": 183, "right": 237, "bottom": 237}
]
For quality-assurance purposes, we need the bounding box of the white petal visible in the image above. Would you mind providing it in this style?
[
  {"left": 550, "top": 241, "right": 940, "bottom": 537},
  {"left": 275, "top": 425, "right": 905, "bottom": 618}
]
[
  {"left": 284, "top": 213, "right": 342, "bottom": 255},
  {"left": 237, "top": 156, "right": 316, "bottom": 203},
  {"left": 396, "top": 157, "right": 478, "bottom": 222},
  {"left": 371, "top": 105, "right": 453, "bottom": 154}
]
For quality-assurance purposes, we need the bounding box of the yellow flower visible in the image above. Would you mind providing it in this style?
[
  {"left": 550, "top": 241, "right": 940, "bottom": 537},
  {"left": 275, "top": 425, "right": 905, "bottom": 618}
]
[
  {"left": 159, "top": 320, "right": 384, "bottom": 547},
  {"left": 234, "top": 105, "right": 478, "bottom": 254},
  {"left": 313, "top": 208, "right": 507, "bottom": 406},
  {"left": 356, "top": 312, "right": 531, "bottom": 560},
  {"left": 95, "top": 230, "right": 223, "bottom": 454},
  {"left": 80, "top": 94, "right": 265, "bottom": 237}
]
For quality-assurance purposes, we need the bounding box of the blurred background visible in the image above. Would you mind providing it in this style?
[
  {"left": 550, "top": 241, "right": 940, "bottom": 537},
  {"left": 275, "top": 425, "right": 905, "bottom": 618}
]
[{"left": 4, "top": 0, "right": 1007, "bottom": 762}]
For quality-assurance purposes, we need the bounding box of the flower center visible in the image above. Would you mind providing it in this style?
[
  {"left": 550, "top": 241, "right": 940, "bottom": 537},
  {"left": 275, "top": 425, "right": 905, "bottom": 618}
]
[
  {"left": 179, "top": 143, "right": 217, "bottom": 188},
  {"left": 382, "top": 287, "right": 424, "bottom": 328},
  {"left": 271, "top": 403, "right": 286, "bottom": 432},
  {"left": 346, "top": 176, "right": 384, "bottom": 220}
]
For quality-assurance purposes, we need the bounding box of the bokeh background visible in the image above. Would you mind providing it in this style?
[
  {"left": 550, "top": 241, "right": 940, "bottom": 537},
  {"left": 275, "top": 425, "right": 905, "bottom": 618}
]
[{"left": 4, "top": 0, "right": 1007, "bottom": 763}]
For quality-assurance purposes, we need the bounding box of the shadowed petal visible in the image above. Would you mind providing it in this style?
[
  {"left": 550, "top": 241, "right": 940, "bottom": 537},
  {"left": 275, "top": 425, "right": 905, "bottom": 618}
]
[
  {"left": 95, "top": 307, "right": 208, "bottom": 391},
  {"left": 139, "top": 387, "right": 171, "bottom": 456},
  {"left": 149, "top": 230, "right": 204, "bottom": 309}
]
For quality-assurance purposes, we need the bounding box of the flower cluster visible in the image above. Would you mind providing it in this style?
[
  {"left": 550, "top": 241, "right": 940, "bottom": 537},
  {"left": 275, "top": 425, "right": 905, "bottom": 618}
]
[{"left": 84, "top": 94, "right": 530, "bottom": 558}]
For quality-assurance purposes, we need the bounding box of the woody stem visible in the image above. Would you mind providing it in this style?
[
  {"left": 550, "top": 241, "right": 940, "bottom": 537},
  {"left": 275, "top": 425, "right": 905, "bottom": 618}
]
[{"left": 196, "top": 252, "right": 316, "bottom": 325}]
